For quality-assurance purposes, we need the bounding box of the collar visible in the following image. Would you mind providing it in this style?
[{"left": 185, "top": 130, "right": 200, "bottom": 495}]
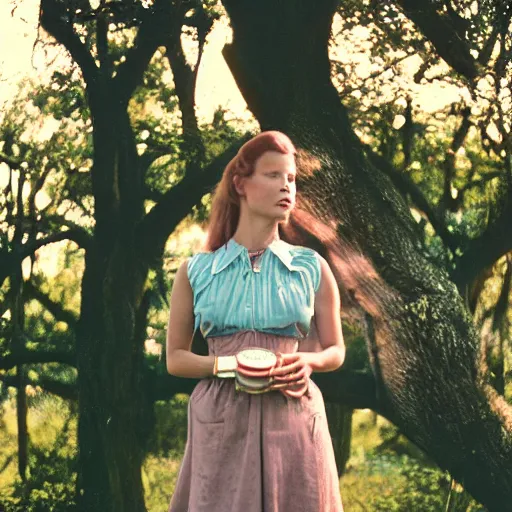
[{"left": 211, "top": 237, "right": 297, "bottom": 275}]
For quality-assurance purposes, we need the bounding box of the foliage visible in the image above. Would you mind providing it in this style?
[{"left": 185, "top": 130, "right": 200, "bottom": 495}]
[
  {"left": 0, "top": 394, "right": 77, "bottom": 511},
  {"left": 142, "top": 396, "right": 190, "bottom": 512},
  {"left": 341, "top": 411, "right": 483, "bottom": 511},
  {"left": 146, "top": 395, "right": 189, "bottom": 458},
  {"left": 343, "top": 452, "right": 468, "bottom": 511},
  {"left": 142, "top": 454, "right": 182, "bottom": 512},
  {"left": 3, "top": 456, "right": 77, "bottom": 512},
  {"left": 333, "top": 0, "right": 511, "bottom": 259},
  {"left": 0, "top": 18, "right": 245, "bottom": 400}
]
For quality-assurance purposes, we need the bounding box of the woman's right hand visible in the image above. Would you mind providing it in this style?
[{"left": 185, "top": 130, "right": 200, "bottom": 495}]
[{"left": 269, "top": 352, "right": 311, "bottom": 398}]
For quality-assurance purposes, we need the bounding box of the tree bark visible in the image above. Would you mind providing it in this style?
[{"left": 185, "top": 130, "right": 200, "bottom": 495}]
[
  {"left": 220, "top": 1, "right": 512, "bottom": 509},
  {"left": 73, "top": 83, "right": 150, "bottom": 511},
  {"left": 324, "top": 403, "right": 352, "bottom": 476},
  {"left": 11, "top": 265, "right": 29, "bottom": 483}
]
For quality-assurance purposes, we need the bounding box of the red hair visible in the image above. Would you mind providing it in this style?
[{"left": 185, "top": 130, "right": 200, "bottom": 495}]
[{"left": 205, "top": 131, "right": 296, "bottom": 251}]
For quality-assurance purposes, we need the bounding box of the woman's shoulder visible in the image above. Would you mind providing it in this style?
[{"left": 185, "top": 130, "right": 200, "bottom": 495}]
[
  {"left": 278, "top": 241, "right": 322, "bottom": 292},
  {"left": 187, "top": 250, "right": 214, "bottom": 272},
  {"left": 184, "top": 251, "right": 216, "bottom": 294},
  {"left": 280, "top": 240, "right": 320, "bottom": 262}
]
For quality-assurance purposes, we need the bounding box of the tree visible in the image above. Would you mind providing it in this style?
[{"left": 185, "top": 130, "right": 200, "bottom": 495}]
[
  {"left": 220, "top": 0, "right": 512, "bottom": 509},
  {"left": 0, "top": 91, "right": 87, "bottom": 485},
  {"left": 1, "top": 0, "right": 247, "bottom": 509},
  {"left": 333, "top": 0, "right": 512, "bottom": 402}
]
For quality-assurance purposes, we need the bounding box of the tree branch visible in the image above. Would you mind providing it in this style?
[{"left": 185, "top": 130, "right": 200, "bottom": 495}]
[
  {"left": 478, "top": 21, "right": 501, "bottom": 66},
  {"left": 395, "top": 0, "right": 479, "bottom": 80},
  {"left": 143, "top": 184, "right": 164, "bottom": 203},
  {"left": 28, "top": 164, "right": 53, "bottom": 225},
  {"left": 20, "top": 229, "right": 91, "bottom": 258},
  {"left": 336, "top": 53, "right": 413, "bottom": 98},
  {"left": 492, "top": 254, "right": 512, "bottom": 333},
  {"left": 460, "top": 171, "right": 503, "bottom": 194},
  {"left": 0, "top": 348, "right": 76, "bottom": 371},
  {"left": 40, "top": 0, "right": 99, "bottom": 86},
  {"left": 164, "top": 4, "right": 215, "bottom": 162},
  {"left": 136, "top": 137, "right": 250, "bottom": 261},
  {"left": 39, "top": 214, "right": 92, "bottom": 239},
  {"left": 0, "top": 229, "right": 91, "bottom": 288},
  {"left": 452, "top": 200, "right": 512, "bottom": 292},
  {"left": 0, "top": 374, "right": 77, "bottom": 401},
  {"left": 441, "top": 107, "right": 472, "bottom": 212},
  {"left": 0, "top": 151, "right": 22, "bottom": 169},
  {"left": 363, "top": 144, "right": 459, "bottom": 254},
  {"left": 96, "top": 10, "right": 111, "bottom": 74},
  {"left": 313, "top": 369, "right": 382, "bottom": 409},
  {"left": 149, "top": 373, "right": 197, "bottom": 401},
  {"left": 138, "top": 145, "right": 173, "bottom": 175},
  {"left": 23, "top": 280, "right": 78, "bottom": 328},
  {"left": 400, "top": 97, "right": 414, "bottom": 169},
  {"left": 148, "top": 366, "right": 385, "bottom": 418},
  {"left": 483, "top": 2, "right": 512, "bottom": 70},
  {"left": 113, "top": 0, "right": 178, "bottom": 106}
]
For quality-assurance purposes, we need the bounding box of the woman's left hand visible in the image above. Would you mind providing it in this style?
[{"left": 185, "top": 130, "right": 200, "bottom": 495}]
[{"left": 269, "top": 352, "right": 313, "bottom": 398}]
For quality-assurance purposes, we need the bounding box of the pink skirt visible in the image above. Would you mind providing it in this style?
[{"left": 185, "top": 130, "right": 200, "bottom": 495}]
[{"left": 168, "top": 331, "right": 344, "bottom": 512}]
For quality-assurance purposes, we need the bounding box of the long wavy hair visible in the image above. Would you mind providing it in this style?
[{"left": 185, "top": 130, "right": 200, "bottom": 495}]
[{"left": 205, "top": 131, "right": 296, "bottom": 252}]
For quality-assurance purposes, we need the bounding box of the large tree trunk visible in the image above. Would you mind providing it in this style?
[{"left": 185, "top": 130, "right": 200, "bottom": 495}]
[
  {"left": 77, "top": 248, "right": 149, "bottom": 512},
  {"left": 221, "top": 1, "right": 512, "bottom": 509},
  {"left": 75, "top": 91, "right": 150, "bottom": 511}
]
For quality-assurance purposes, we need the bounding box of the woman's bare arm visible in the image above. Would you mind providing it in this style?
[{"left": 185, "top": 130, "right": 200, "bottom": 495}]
[
  {"left": 305, "top": 254, "right": 346, "bottom": 372},
  {"left": 166, "top": 259, "right": 216, "bottom": 378}
]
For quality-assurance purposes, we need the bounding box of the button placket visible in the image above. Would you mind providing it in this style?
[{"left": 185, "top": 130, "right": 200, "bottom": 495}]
[
  {"left": 247, "top": 252, "right": 256, "bottom": 331},
  {"left": 243, "top": 254, "right": 253, "bottom": 314}
]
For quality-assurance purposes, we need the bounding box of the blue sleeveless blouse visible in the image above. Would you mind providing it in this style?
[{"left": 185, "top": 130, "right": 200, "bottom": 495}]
[{"left": 187, "top": 238, "right": 321, "bottom": 339}]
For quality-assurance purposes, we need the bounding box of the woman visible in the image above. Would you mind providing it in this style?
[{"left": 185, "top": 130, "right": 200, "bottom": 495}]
[{"left": 166, "top": 131, "right": 345, "bottom": 511}]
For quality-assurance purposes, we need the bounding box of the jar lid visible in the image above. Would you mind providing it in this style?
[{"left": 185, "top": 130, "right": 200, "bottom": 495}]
[{"left": 236, "top": 347, "right": 277, "bottom": 371}]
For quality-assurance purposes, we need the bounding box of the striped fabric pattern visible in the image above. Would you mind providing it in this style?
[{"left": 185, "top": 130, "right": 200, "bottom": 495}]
[{"left": 187, "top": 238, "right": 321, "bottom": 339}]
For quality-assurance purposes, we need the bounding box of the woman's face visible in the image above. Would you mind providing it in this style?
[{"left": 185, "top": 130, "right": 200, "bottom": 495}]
[{"left": 237, "top": 151, "right": 297, "bottom": 221}]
